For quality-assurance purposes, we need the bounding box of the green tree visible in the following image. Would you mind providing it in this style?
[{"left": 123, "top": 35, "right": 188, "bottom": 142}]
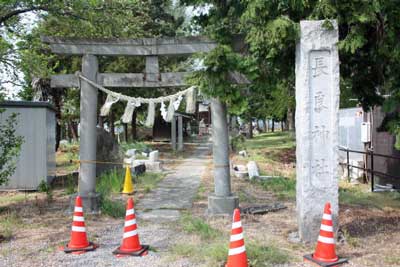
[
  {"left": 6, "top": 1, "right": 185, "bottom": 142},
  {"left": 183, "top": 0, "right": 400, "bottom": 142},
  {"left": 0, "top": 95, "right": 23, "bottom": 185}
]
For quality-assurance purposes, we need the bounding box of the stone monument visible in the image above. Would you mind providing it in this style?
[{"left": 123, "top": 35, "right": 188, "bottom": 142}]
[{"left": 295, "top": 20, "right": 340, "bottom": 242}]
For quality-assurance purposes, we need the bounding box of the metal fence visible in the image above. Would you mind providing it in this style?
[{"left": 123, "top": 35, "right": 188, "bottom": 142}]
[{"left": 339, "top": 147, "right": 400, "bottom": 192}]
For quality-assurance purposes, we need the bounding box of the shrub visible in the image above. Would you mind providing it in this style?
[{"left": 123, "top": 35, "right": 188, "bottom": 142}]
[{"left": 0, "top": 109, "right": 23, "bottom": 185}]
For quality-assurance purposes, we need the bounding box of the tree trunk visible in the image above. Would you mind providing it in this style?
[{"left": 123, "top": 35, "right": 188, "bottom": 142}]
[
  {"left": 281, "top": 121, "right": 284, "bottom": 131},
  {"left": 131, "top": 110, "right": 137, "bottom": 140},
  {"left": 287, "top": 108, "right": 295, "bottom": 131},
  {"left": 248, "top": 121, "right": 253, "bottom": 139},
  {"left": 263, "top": 119, "right": 267, "bottom": 132},
  {"left": 271, "top": 119, "right": 275, "bottom": 132},
  {"left": 68, "top": 121, "right": 78, "bottom": 142}
]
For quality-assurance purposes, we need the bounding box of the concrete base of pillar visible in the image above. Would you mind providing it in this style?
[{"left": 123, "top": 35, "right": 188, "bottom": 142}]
[
  {"left": 207, "top": 194, "right": 239, "bottom": 215},
  {"left": 69, "top": 193, "right": 101, "bottom": 214}
]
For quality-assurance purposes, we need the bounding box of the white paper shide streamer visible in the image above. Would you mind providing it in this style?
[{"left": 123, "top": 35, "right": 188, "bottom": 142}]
[
  {"left": 185, "top": 86, "right": 196, "bottom": 114},
  {"left": 165, "top": 97, "right": 176, "bottom": 122},
  {"left": 145, "top": 101, "right": 156, "bottom": 127},
  {"left": 100, "top": 94, "right": 120, "bottom": 116},
  {"left": 76, "top": 73, "right": 197, "bottom": 127},
  {"left": 121, "top": 99, "right": 141, "bottom": 123}
]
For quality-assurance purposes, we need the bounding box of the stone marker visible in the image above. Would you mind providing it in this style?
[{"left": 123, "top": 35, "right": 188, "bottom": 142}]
[
  {"left": 295, "top": 20, "right": 340, "bottom": 243},
  {"left": 238, "top": 150, "right": 247, "bottom": 157},
  {"left": 126, "top": 149, "right": 136, "bottom": 157},
  {"left": 149, "top": 150, "right": 159, "bottom": 162},
  {"left": 96, "top": 128, "right": 122, "bottom": 177},
  {"left": 247, "top": 161, "right": 259, "bottom": 179}
]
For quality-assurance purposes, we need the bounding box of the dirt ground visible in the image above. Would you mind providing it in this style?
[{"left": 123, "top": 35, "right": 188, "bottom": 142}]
[
  {"left": 1, "top": 134, "right": 400, "bottom": 266},
  {"left": 188, "top": 161, "right": 400, "bottom": 266}
]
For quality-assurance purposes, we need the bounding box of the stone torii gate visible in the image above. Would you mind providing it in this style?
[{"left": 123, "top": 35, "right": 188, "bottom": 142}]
[{"left": 42, "top": 36, "right": 248, "bottom": 213}]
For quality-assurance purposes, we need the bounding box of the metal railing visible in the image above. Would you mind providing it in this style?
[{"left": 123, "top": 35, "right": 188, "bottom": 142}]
[{"left": 339, "top": 146, "right": 400, "bottom": 192}]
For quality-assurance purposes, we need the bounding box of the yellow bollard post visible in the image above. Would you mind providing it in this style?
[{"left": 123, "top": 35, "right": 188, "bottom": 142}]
[{"left": 122, "top": 166, "right": 134, "bottom": 194}]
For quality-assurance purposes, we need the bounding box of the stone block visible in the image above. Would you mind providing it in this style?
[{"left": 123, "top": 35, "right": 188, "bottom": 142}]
[
  {"left": 126, "top": 149, "right": 136, "bottom": 157},
  {"left": 133, "top": 160, "right": 162, "bottom": 172},
  {"left": 247, "top": 161, "right": 259, "bottom": 179},
  {"left": 208, "top": 194, "right": 239, "bottom": 215},
  {"left": 149, "top": 150, "right": 159, "bottom": 162}
]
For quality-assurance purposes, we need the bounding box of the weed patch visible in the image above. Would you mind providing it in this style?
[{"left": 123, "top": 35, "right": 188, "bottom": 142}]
[
  {"left": 339, "top": 184, "right": 400, "bottom": 209},
  {"left": 120, "top": 142, "right": 151, "bottom": 154},
  {"left": 257, "top": 177, "right": 296, "bottom": 200},
  {"left": 100, "top": 197, "right": 125, "bottom": 218},
  {"left": 97, "top": 168, "right": 125, "bottom": 195},
  {"left": 181, "top": 213, "right": 221, "bottom": 240},
  {"left": 96, "top": 169, "right": 164, "bottom": 217},
  {"left": 247, "top": 242, "right": 290, "bottom": 266},
  {"left": 0, "top": 212, "right": 22, "bottom": 241}
]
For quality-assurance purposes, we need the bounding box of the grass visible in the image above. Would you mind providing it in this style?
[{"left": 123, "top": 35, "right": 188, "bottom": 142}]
[
  {"left": 341, "top": 229, "right": 359, "bottom": 248},
  {"left": 173, "top": 213, "right": 290, "bottom": 266},
  {"left": 339, "top": 182, "right": 400, "bottom": 209},
  {"left": 246, "top": 242, "right": 290, "bottom": 267},
  {"left": 174, "top": 211, "right": 291, "bottom": 266},
  {"left": 65, "top": 174, "right": 77, "bottom": 195},
  {"left": 96, "top": 168, "right": 165, "bottom": 217},
  {"left": 119, "top": 141, "right": 151, "bottom": 154},
  {"left": 170, "top": 213, "right": 228, "bottom": 265},
  {"left": 0, "top": 211, "right": 22, "bottom": 240},
  {"left": 194, "top": 184, "right": 206, "bottom": 201},
  {"left": 245, "top": 132, "right": 296, "bottom": 151},
  {"left": 0, "top": 194, "right": 28, "bottom": 206},
  {"left": 256, "top": 177, "right": 296, "bottom": 201},
  {"left": 97, "top": 168, "right": 125, "bottom": 195},
  {"left": 180, "top": 213, "right": 222, "bottom": 240},
  {"left": 172, "top": 242, "right": 227, "bottom": 265},
  {"left": 384, "top": 255, "right": 400, "bottom": 266},
  {"left": 99, "top": 197, "right": 126, "bottom": 218}
]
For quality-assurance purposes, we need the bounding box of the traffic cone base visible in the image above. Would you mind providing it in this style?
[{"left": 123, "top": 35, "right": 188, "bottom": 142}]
[
  {"left": 59, "top": 242, "right": 98, "bottom": 255},
  {"left": 122, "top": 167, "right": 134, "bottom": 194},
  {"left": 113, "top": 244, "right": 149, "bottom": 257},
  {"left": 304, "top": 254, "right": 348, "bottom": 267}
]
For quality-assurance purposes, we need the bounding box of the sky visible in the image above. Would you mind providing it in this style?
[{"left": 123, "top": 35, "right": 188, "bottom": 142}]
[{"left": 1, "top": 13, "right": 39, "bottom": 99}]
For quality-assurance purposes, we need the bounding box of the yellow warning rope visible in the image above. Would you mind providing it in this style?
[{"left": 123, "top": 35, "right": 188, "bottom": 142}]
[{"left": 70, "top": 159, "right": 209, "bottom": 166}]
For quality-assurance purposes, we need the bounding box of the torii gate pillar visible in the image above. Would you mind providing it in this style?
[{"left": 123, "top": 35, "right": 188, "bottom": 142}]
[
  {"left": 208, "top": 98, "right": 238, "bottom": 214},
  {"left": 76, "top": 54, "right": 101, "bottom": 212}
]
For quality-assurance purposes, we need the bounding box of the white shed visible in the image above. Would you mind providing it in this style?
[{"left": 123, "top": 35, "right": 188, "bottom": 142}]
[{"left": 0, "top": 101, "right": 56, "bottom": 190}]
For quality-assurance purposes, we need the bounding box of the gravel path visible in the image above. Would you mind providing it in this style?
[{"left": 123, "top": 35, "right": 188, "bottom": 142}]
[{"left": 0, "top": 143, "right": 211, "bottom": 267}]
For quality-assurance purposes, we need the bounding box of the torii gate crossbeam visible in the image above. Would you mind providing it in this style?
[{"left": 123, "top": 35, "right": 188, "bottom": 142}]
[{"left": 42, "top": 36, "right": 247, "bottom": 214}]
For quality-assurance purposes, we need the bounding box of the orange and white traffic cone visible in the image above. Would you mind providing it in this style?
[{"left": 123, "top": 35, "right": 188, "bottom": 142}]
[
  {"left": 60, "top": 196, "right": 97, "bottom": 254},
  {"left": 113, "top": 197, "right": 149, "bottom": 257},
  {"left": 226, "top": 208, "right": 248, "bottom": 267},
  {"left": 304, "top": 202, "right": 348, "bottom": 266}
]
